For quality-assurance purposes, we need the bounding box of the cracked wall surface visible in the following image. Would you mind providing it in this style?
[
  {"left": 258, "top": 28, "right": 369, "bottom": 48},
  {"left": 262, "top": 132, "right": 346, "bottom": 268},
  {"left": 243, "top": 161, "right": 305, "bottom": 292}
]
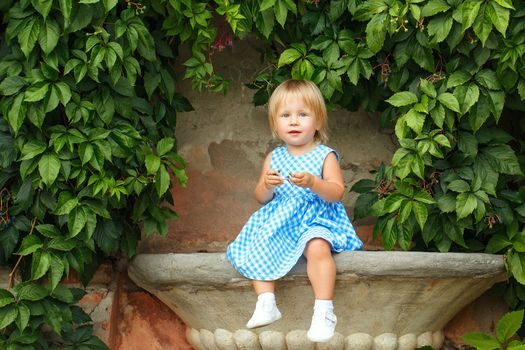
[{"left": 138, "top": 38, "right": 397, "bottom": 254}]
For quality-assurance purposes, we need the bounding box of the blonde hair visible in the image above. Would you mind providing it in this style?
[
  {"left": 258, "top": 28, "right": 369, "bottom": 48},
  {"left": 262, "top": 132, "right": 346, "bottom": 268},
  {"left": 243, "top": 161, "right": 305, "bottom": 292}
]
[{"left": 267, "top": 79, "right": 328, "bottom": 143}]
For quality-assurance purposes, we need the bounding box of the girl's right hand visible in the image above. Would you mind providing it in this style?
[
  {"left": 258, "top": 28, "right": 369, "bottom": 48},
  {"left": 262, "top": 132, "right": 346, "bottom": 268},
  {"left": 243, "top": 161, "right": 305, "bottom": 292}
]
[{"left": 264, "top": 169, "right": 284, "bottom": 189}]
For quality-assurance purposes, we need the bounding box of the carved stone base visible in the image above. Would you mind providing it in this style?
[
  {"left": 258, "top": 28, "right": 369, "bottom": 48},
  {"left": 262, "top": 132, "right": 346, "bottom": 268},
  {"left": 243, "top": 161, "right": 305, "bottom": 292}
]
[
  {"left": 128, "top": 251, "right": 505, "bottom": 350},
  {"left": 186, "top": 328, "right": 444, "bottom": 350}
]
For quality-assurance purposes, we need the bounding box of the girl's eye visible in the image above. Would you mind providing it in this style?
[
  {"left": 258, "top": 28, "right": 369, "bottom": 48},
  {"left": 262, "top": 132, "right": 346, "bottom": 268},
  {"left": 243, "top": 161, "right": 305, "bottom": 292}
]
[
  {"left": 299, "top": 113, "right": 307, "bottom": 117},
  {"left": 280, "top": 113, "right": 289, "bottom": 118}
]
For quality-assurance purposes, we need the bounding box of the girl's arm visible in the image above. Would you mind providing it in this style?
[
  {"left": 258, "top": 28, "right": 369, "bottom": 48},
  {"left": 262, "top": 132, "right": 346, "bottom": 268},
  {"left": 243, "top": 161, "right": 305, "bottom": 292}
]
[
  {"left": 290, "top": 152, "right": 345, "bottom": 202},
  {"left": 254, "top": 153, "right": 284, "bottom": 204}
]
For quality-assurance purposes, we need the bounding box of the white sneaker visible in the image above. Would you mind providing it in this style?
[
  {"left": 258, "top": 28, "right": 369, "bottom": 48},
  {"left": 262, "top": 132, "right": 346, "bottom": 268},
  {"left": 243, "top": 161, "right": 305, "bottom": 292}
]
[
  {"left": 307, "top": 308, "right": 337, "bottom": 342},
  {"left": 246, "top": 299, "right": 282, "bottom": 328}
]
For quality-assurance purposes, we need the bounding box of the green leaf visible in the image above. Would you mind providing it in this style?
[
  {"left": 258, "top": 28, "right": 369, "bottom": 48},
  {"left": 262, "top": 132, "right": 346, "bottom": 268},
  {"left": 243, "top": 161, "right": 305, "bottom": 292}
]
[
  {"left": 0, "top": 76, "right": 26, "bottom": 96},
  {"left": 485, "top": 234, "right": 512, "bottom": 253},
  {"left": 427, "top": 14, "right": 453, "bottom": 43},
  {"left": 472, "top": 5, "right": 493, "bottom": 46},
  {"left": 421, "top": 0, "right": 450, "bottom": 16},
  {"left": 15, "top": 282, "right": 48, "bottom": 301},
  {"left": 462, "top": 0, "right": 482, "bottom": 31},
  {"left": 398, "top": 201, "right": 413, "bottom": 223},
  {"left": 103, "top": 0, "right": 118, "bottom": 12},
  {"left": 405, "top": 109, "right": 425, "bottom": 134},
  {"left": 16, "top": 235, "right": 43, "bottom": 256},
  {"left": 462, "top": 332, "right": 500, "bottom": 350},
  {"left": 437, "top": 193, "right": 456, "bottom": 212},
  {"left": 383, "top": 194, "right": 405, "bottom": 213},
  {"left": 38, "top": 20, "right": 60, "bottom": 54},
  {"left": 32, "top": 0, "right": 53, "bottom": 19},
  {"left": 447, "top": 70, "right": 471, "bottom": 89},
  {"left": 0, "top": 290, "right": 15, "bottom": 308},
  {"left": 448, "top": 179, "right": 471, "bottom": 193},
  {"left": 25, "top": 84, "right": 49, "bottom": 102},
  {"left": 68, "top": 207, "right": 87, "bottom": 238},
  {"left": 155, "top": 165, "right": 171, "bottom": 196},
  {"left": 476, "top": 70, "right": 501, "bottom": 90},
  {"left": 275, "top": 0, "right": 288, "bottom": 27},
  {"left": 487, "top": 2, "right": 509, "bottom": 36},
  {"left": 157, "top": 138, "right": 175, "bottom": 157},
  {"left": 0, "top": 305, "right": 17, "bottom": 329},
  {"left": 54, "top": 193, "right": 78, "bottom": 215},
  {"left": 386, "top": 91, "right": 418, "bottom": 107},
  {"left": 459, "top": 84, "right": 480, "bottom": 115},
  {"left": 38, "top": 154, "right": 61, "bottom": 186},
  {"left": 16, "top": 303, "right": 30, "bottom": 332},
  {"left": 456, "top": 192, "right": 477, "bottom": 219},
  {"left": 20, "top": 140, "right": 47, "bottom": 160},
  {"left": 430, "top": 104, "right": 445, "bottom": 127},
  {"left": 483, "top": 144, "right": 522, "bottom": 176},
  {"left": 145, "top": 154, "right": 161, "bottom": 175},
  {"left": 437, "top": 93, "right": 461, "bottom": 113},
  {"left": 458, "top": 131, "right": 478, "bottom": 157},
  {"left": 510, "top": 251, "right": 525, "bottom": 285},
  {"left": 50, "top": 284, "right": 74, "bottom": 303},
  {"left": 18, "top": 17, "right": 41, "bottom": 58},
  {"left": 79, "top": 143, "right": 94, "bottom": 165},
  {"left": 412, "top": 201, "right": 428, "bottom": 230},
  {"left": 260, "top": 0, "right": 276, "bottom": 11},
  {"left": 496, "top": 310, "right": 524, "bottom": 343},
  {"left": 419, "top": 79, "right": 436, "bottom": 98},
  {"left": 31, "top": 250, "right": 51, "bottom": 280},
  {"left": 366, "top": 13, "right": 387, "bottom": 53},
  {"left": 278, "top": 48, "right": 302, "bottom": 67}
]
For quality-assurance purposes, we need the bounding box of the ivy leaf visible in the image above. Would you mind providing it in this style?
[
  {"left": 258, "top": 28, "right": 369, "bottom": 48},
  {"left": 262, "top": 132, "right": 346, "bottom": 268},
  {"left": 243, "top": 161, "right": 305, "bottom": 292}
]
[
  {"left": 461, "top": 0, "right": 482, "bottom": 31},
  {"left": 419, "top": 79, "right": 436, "bottom": 98},
  {"left": 462, "top": 332, "right": 500, "bottom": 350},
  {"left": 68, "top": 207, "right": 87, "bottom": 238},
  {"left": 155, "top": 165, "right": 171, "bottom": 197},
  {"left": 386, "top": 91, "right": 418, "bottom": 107},
  {"left": 157, "top": 138, "right": 175, "bottom": 157},
  {"left": 421, "top": 0, "right": 450, "bottom": 16},
  {"left": 0, "top": 76, "right": 26, "bottom": 96},
  {"left": 0, "top": 305, "right": 17, "bottom": 329},
  {"left": 496, "top": 310, "right": 524, "bottom": 343},
  {"left": 31, "top": 250, "right": 51, "bottom": 280},
  {"left": 437, "top": 193, "right": 456, "bottom": 212},
  {"left": 278, "top": 48, "right": 302, "bottom": 67},
  {"left": 32, "top": 0, "right": 53, "bottom": 20},
  {"left": 16, "top": 235, "right": 43, "bottom": 256},
  {"left": 487, "top": 2, "right": 509, "bottom": 36},
  {"left": 18, "top": 17, "right": 41, "bottom": 58},
  {"left": 275, "top": 0, "right": 288, "bottom": 28},
  {"left": 472, "top": 5, "right": 493, "bottom": 46},
  {"left": 447, "top": 70, "right": 471, "bottom": 89},
  {"left": 260, "top": 0, "right": 276, "bottom": 11},
  {"left": 38, "top": 20, "right": 60, "bottom": 54},
  {"left": 458, "top": 131, "right": 478, "bottom": 157},
  {"left": 38, "top": 154, "right": 61, "bottom": 186},
  {"left": 456, "top": 192, "right": 477, "bottom": 219},
  {"left": 448, "top": 179, "right": 471, "bottom": 193},
  {"left": 405, "top": 109, "right": 425, "bottom": 134},
  {"left": 366, "top": 12, "right": 387, "bottom": 53},
  {"left": 427, "top": 14, "right": 453, "bottom": 43},
  {"left": 437, "top": 93, "right": 461, "bottom": 113},
  {"left": 145, "top": 154, "right": 161, "bottom": 175},
  {"left": 0, "top": 290, "right": 14, "bottom": 308},
  {"left": 16, "top": 303, "right": 30, "bottom": 332},
  {"left": 413, "top": 201, "right": 428, "bottom": 230},
  {"left": 15, "top": 282, "right": 48, "bottom": 301}
]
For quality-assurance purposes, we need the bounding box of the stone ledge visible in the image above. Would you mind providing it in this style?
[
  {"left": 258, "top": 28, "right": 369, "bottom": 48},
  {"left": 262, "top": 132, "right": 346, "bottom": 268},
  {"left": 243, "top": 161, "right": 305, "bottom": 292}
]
[{"left": 128, "top": 251, "right": 506, "bottom": 350}]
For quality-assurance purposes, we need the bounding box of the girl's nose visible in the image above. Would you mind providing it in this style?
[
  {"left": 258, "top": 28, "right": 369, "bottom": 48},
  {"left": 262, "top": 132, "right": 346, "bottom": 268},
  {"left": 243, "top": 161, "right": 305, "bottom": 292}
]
[{"left": 289, "top": 115, "right": 299, "bottom": 125}]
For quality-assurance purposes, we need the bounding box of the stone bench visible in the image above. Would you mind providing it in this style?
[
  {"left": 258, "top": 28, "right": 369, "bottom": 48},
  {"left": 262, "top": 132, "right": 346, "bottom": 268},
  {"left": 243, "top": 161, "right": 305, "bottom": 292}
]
[{"left": 127, "top": 251, "right": 505, "bottom": 350}]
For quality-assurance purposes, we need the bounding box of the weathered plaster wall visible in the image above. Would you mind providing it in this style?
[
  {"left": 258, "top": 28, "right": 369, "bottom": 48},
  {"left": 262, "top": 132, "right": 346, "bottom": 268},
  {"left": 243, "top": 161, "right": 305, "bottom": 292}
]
[{"left": 138, "top": 37, "right": 396, "bottom": 254}]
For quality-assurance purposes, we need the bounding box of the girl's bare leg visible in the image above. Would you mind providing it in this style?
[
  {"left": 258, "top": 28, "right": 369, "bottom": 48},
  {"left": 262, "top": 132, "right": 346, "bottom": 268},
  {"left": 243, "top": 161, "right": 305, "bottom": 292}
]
[
  {"left": 253, "top": 280, "right": 275, "bottom": 295},
  {"left": 303, "top": 238, "right": 336, "bottom": 299}
]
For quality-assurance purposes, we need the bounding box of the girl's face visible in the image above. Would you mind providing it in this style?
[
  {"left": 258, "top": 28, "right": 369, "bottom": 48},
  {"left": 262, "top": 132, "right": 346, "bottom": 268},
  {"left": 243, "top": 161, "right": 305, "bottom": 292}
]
[{"left": 274, "top": 94, "right": 318, "bottom": 150}]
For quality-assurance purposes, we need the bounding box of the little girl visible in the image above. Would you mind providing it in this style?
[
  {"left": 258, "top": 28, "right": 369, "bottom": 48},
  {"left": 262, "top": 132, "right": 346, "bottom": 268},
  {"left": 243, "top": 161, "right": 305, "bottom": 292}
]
[{"left": 226, "top": 79, "right": 363, "bottom": 342}]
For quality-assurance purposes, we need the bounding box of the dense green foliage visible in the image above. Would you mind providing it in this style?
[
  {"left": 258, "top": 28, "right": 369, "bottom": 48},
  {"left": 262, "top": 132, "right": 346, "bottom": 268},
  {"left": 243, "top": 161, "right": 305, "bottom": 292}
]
[{"left": 1, "top": 0, "right": 525, "bottom": 347}]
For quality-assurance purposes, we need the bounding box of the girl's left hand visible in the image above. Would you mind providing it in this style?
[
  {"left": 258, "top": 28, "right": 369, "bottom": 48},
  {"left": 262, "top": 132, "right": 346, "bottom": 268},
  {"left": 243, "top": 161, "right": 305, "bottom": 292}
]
[{"left": 289, "top": 172, "right": 316, "bottom": 188}]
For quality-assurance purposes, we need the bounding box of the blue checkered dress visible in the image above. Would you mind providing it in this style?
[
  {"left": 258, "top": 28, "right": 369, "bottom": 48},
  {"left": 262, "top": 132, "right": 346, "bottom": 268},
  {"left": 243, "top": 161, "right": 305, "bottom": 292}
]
[{"left": 226, "top": 144, "right": 363, "bottom": 281}]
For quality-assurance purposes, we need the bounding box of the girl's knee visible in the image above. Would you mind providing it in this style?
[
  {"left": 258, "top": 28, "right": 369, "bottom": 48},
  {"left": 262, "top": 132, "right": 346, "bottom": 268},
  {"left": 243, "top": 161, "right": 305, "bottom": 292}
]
[{"left": 304, "top": 238, "right": 331, "bottom": 259}]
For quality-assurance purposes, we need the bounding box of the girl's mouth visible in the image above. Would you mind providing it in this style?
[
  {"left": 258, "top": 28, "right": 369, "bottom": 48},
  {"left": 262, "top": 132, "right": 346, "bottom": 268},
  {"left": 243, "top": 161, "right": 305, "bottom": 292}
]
[{"left": 289, "top": 131, "right": 301, "bottom": 134}]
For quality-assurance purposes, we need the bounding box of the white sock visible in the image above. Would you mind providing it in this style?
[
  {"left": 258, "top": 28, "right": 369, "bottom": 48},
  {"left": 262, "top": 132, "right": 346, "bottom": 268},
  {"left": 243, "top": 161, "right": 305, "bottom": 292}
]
[
  {"left": 258, "top": 292, "right": 276, "bottom": 303},
  {"left": 314, "top": 299, "right": 333, "bottom": 310}
]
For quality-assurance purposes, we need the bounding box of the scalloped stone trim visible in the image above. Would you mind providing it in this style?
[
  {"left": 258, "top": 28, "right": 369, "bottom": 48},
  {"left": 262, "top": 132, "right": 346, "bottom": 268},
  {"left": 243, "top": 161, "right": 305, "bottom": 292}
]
[{"left": 186, "top": 327, "right": 444, "bottom": 350}]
